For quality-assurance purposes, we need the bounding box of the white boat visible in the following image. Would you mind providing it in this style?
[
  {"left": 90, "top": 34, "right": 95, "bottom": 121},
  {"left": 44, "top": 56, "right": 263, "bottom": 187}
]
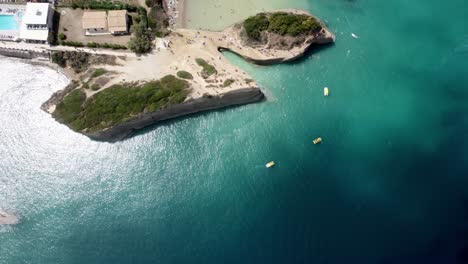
[
  {"left": 324, "top": 87, "right": 329, "bottom": 96},
  {"left": 351, "top": 33, "right": 359, "bottom": 39},
  {"left": 265, "top": 161, "right": 275, "bottom": 168}
]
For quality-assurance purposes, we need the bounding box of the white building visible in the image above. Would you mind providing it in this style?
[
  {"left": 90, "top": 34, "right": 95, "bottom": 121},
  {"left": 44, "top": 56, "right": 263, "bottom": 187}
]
[{"left": 19, "top": 3, "right": 54, "bottom": 44}]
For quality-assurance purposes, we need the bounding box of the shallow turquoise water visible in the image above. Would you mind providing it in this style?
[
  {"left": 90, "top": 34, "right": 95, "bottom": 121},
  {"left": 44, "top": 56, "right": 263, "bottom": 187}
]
[{"left": 1, "top": 0, "right": 468, "bottom": 263}]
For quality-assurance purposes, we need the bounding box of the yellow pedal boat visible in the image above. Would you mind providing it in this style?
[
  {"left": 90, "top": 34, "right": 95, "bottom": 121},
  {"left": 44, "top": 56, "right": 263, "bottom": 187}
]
[{"left": 324, "top": 87, "right": 329, "bottom": 96}]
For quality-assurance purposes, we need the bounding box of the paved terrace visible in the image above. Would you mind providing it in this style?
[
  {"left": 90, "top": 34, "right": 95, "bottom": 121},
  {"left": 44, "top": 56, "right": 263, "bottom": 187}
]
[{"left": 0, "top": 41, "right": 137, "bottom": 57}]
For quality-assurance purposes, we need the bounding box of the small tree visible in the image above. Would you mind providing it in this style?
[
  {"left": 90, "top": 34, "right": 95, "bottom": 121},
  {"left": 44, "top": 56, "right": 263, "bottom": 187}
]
[
  {"left": 58, "top": 33, "right": 66, "bottom": 41},
  {"left": 145, "top": 0, "right": 153, "bottom": 7},
  {"left": 128, "top": 22, "right": 152, "bottom": 54}
]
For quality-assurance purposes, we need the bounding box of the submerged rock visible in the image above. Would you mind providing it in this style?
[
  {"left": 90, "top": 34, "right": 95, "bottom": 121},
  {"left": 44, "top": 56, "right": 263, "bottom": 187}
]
[{"left": 0, "top": 210, "right": 19, "bottom": 225}]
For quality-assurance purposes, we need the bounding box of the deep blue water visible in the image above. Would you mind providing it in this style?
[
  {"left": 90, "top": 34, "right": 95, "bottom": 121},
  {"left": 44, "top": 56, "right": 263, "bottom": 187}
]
[{"left": 1, "top": 0, "right": 468, "bottom": 263}]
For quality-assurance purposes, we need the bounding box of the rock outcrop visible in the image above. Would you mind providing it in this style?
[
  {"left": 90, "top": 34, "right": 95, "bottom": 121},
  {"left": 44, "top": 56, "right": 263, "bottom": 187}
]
[{"left": 0, "top": 210, "right": 18, "bottom": 225}]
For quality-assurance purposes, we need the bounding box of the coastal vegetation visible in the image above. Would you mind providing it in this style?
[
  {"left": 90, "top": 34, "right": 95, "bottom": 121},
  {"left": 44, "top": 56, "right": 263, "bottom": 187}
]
[
  {"left": 69, "top": 0, "right": 138, "bottom": 11},
  {"left": 53, "top": 89, "right": 86, "bottom": 125},
  {"left": 243, "top": 12, "right": 322, "bottom": 40},
  {"left": 128, "top": 7, "right": 153, "bottom": 53},
  {"left": 195, "top": 58, "right": 217, "bottom": 78},
  {"left": 176, "top": 71, "right": 193, "bottom": 80},
  {"left": 56, "top": 40, "right": 127, "bottom": 50},
  {"left": 148, "top": 5, "right": 170, "bottom": 37},
  {"left": 244, "top": 14, "right": 270, "bottom": 40},
  {"left": 91, "top": 68, "right": 107, "bottom": 78},
  {"left": 52, "top": 51, "right": 89, "bottom": 72},
  {"left": 53, "top": 75, "right": 190, "bottom": 132},
  {"left": 223, "top": 79, "right": 235, "bottom": 87},
  {"left": 91, "top": 83, "right": 101, "bottom": 91}
]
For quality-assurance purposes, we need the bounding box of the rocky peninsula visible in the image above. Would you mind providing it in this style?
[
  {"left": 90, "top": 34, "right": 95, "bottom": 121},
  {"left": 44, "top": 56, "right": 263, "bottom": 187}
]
[{"left": 42, "top": 10, "right": 335, "bottom": 142}]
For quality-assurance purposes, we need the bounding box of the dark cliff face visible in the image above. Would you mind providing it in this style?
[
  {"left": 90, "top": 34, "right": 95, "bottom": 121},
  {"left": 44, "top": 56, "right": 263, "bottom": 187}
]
[{"left": 83, "top": 87, "right": 265, "bottom": 142}]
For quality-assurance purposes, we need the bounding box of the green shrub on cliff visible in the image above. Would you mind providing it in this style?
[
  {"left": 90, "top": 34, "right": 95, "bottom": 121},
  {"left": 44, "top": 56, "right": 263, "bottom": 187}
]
[
  {"left": 269, "top": 12, "right": 321, "bottom": 36},
  {"left": 53, "top": 75, "right": 190, "bottom": 132},
  {"left": 243, "top": 12, "right": 322, "bottom": 40},
  {"left": 53, "top": 89, "right": 86, "bottom": 126}
]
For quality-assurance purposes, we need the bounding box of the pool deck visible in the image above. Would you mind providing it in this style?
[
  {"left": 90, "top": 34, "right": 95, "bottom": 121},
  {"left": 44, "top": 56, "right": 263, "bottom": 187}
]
[{"left": 0, "top": 4, "right": 25, "bottom": 41}]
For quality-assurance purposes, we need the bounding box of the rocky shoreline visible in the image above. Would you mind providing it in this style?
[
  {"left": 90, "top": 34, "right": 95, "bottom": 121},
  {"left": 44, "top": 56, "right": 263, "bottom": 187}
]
[{"left": 41, "top": 9, "right": 334, "bottom": 142}]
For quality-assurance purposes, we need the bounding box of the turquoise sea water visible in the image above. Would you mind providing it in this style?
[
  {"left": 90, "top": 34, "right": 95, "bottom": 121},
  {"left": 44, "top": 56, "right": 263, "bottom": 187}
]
[{"left": 1, "top": 0, "right": 468, "bottom": 263}]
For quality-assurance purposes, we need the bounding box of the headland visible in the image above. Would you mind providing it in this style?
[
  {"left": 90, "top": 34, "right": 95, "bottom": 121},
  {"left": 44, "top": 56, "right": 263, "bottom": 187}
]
[{"left": 1, "top": 4, "right": 334, "bottom": 142}]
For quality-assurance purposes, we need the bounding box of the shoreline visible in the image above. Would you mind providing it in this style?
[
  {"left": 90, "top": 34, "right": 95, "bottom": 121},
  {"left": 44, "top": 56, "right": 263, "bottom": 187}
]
[{"left": 4, "top": 9, "right": 335, "bottom": 142}]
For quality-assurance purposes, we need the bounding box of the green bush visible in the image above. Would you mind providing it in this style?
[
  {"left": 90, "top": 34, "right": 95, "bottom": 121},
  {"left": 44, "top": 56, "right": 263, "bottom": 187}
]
[
  {"left": 69, "top": 0, "right": 138, "bottom": 11},
  {"left": 223, "top": 79, "right": 235, "bottom": 87},
  {"left": 145, "top": 0, "right": 153, "bottom": 7},
  {"left": 86, "top": 42, "right": 127, "bottom": 50},
  {"left": 58, "top": 33, "right": 66, "bottom": 40},
  {"left": 61, "top": 41, "right": 85, "bottom": 47},
  {"left": 53, "top": 75, "right": 190, "bottom": 132},
  {"left": 195, "top": 58, "right": 217, "bottom": 78},
  {"left": 91, "top": 68, "right": 107, "bottom": 78},
  {"left": 244, "top": 14, "right": 269, "bottom": 40},
  {"left": 91, "top": 83, "right": 101, "bottom": 91},
  {"left": 176, "top": 71, "right": 193, "bottom": 80},
  {"left": 51, "top": 51, "right": 66, "bottom": 67}
]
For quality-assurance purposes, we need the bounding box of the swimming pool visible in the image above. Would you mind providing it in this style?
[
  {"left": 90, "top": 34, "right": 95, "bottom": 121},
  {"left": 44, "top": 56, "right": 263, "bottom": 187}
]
[{"left": 0, "top": 14, "right": 19, "bottom": 30}]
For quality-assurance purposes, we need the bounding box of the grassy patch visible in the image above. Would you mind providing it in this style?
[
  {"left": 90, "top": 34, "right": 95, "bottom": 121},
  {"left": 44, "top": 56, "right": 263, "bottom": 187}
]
[
  {"left": 91, "top": 68, "right": 107, "bottom": 78},
  {"left": 223, "top": 79, "right": 235, "bottom": 87},
  {"left": 195, "top": 58, "right": 217, "bottom": 78},
  {"left": 53, "top": 75, "right": 190, "bottom": 132},
  {"left": 176, "top": 70, "right": 193, "bottom": 80}
]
